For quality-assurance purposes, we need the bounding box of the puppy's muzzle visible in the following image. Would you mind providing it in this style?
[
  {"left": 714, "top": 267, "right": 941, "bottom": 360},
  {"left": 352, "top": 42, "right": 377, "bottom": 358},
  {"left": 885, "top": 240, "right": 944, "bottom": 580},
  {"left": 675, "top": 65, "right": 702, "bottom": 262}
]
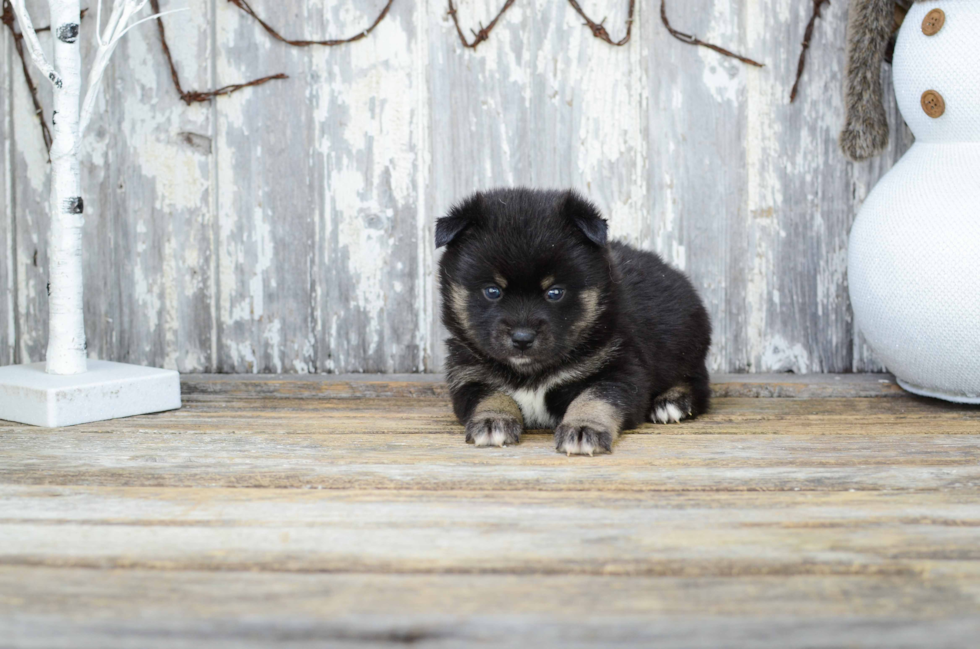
[{"left": 510, "top": 328, "right": 537, "bottom": 351}]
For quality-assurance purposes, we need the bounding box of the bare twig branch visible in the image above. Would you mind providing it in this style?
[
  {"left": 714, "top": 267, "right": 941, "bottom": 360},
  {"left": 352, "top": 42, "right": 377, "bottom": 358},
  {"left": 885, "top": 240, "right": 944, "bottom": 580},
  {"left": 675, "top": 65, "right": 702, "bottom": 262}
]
[
  {"left": 2, "top": 2, "right": 50, "bottom": 152},
  {"left": 0, "top": 3, "right": 89, "bottom": 154},
  {"left": 9, "top": 30, "right": 53, "bottom": 153},
  {"left": 150, "top": 0, "right": 286, "bottom": 104},
  {"left": 447, "top": 0, "right": 515, "bottom": 49},
  {"left": 449, "top": 1, "right": 635, "bottom": 49},
  {"left": 228, "top": 0, "right": 395, "bottom": 47},
  {"left": 81, "top": 2, "right": 192, "bottom": 135},
  {"left": 7, "top": 0, "right": 62, "bottom": 87},
  {"left": 2, "top": 5, "right": 90, "bottom": 155},
  {"left": 182, "top": 75, "right": 289, "bottom": 103},
  {"left": 660, "top": 0, "right": 764, "bottom": 68},
  {"left": 566, "top": 0, "right": 635, "bottom": 46},
  {"left": 790, "top": 0, "right": 830, "bottom": 102},
  {"left": 153, "top": 0, "right": 397, "bottom": 104}
]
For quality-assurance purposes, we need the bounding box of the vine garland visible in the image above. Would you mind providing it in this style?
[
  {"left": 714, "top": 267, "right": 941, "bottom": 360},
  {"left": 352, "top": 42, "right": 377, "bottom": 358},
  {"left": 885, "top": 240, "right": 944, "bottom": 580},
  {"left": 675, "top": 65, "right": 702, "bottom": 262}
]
[
  {"left": 790, "top": 0, "right": 830, "bottom": 102},
  {"left": 447, "top": 0, "right": 515, "bottom": 49},
  {"left": 567, "top": 0, "right": 635, "bottom": 46},
  {"left": 660, "top": 0, "right": 763, "bottom": 67},
  {"left": 5, "top": 0, "right": 783, "bottom": 159},
  {"left": 149, "top": 0, "right": 286, "bottom": 105},
  {"left": 227, "top": 0, "right": 395, "bottom": 48}
]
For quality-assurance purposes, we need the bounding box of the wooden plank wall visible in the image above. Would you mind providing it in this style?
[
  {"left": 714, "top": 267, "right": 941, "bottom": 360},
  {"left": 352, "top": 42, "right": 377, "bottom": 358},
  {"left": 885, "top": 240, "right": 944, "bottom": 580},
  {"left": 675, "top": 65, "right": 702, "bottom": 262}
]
[
  {"left": 0, "top": 0, "right": 912, "bottom": 374},
  {"left": 1, "top": 23, "right": 12, "bottom": 367}
]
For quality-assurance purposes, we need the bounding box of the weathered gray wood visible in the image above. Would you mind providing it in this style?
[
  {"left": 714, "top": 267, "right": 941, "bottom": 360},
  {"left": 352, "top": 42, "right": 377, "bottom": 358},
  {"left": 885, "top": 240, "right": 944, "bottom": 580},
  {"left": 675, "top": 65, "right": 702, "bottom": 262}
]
[
  {"left": 525, "top": 1, "right": 646, "bottom": 239},
  {"left": 80, "top": 3, "right": 215, "bottom": 372},
  {"left": 314, "top": 0, "right": 425, "bottom": 373},
  {"left": 5, "top": 433, "right": 980, "bottom": 491},
  {"left": 3, "top": 393, "right": 980, "bottom": 491},
  {"left": 175, "top": 372, "right": 907, "bottom": 400},
  {"left": 1, "top": 26, "right": 12, "bottom": 366},
  {"left": 0, "top": 1, "right": 915, "bottom": 374},
  {"left": 5, "top": 485, "right": 980, "bottom": 573},
  {"left": 213, "top": 0, "right": 318, "bottom": 373},
  {"left": 1, "top": 379, "right": 979, "bottom": 647},
  {"left": 3, "top": 568, "right": 979, "bottom": 649},
  {"left": 9, "top": 0, "right": 53, "bottom": 365},
  {"left": 5, "top": 615, "right": 980, "bottom": 649},
  {"left": 642, "top": 0, "right": 748, "bottom": 374},
  {"left": 706, "top": 372, "right": 905, "bottom": 398}
]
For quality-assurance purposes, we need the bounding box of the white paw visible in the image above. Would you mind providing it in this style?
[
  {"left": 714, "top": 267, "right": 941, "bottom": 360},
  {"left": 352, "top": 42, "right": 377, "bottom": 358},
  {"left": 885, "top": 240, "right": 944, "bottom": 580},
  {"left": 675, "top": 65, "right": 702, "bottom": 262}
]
[
  {"left": 466, "top": 416, "right": 522, "bottom": 447},
  {"left": 652, "top": 402, "right": 686, "bottom": 424},
  {"left": 559, "top": 434, "right": 595, "bottom": 456},
  {"left": 554, "top": 422, "right": 613, "bottom": 456}
]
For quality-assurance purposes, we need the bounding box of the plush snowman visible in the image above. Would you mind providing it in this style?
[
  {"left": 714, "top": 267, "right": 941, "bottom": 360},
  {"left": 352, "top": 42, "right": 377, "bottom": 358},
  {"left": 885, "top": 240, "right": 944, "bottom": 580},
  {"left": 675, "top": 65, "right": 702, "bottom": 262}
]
[{"left": 840, "top": 0, "right": 980, "bottom": 403}]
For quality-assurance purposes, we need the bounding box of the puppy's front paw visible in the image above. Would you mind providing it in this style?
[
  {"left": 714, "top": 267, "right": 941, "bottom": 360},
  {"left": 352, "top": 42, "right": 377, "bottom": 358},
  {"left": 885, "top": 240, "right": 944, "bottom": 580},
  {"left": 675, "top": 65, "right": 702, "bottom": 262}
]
[
  {"left": 554, "top": 422, "right": 613, "bottom": 456},
  {"left": 465, "top": 416, "right": 522, "bottom": 447},
  {"left": 651, "top": 385, "right": 694, "bottom": 424}
]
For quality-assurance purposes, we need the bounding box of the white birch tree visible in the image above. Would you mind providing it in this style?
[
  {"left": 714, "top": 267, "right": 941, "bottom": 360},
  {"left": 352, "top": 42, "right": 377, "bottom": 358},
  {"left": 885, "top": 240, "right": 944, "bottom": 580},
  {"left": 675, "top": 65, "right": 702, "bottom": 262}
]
[{"left": 9, "top": 0, "right": 180, "bottom": 375}]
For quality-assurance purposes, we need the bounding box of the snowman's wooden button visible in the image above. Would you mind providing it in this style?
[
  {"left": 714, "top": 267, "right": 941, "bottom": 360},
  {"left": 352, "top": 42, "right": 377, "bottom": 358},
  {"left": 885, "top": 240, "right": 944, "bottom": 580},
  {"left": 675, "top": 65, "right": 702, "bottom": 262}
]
[
  {"left": 921, "top": 90, "right": 946, "bottom": 118},
  {"left": 922, "top": 8, "right": 945, "bottom": 35}
]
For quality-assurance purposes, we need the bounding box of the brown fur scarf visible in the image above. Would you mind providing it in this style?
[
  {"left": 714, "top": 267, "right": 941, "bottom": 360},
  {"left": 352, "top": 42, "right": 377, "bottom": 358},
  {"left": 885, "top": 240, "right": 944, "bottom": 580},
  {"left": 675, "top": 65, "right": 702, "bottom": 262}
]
[{"left": 840, "top": 0, "right": 936, "bottom": 161}]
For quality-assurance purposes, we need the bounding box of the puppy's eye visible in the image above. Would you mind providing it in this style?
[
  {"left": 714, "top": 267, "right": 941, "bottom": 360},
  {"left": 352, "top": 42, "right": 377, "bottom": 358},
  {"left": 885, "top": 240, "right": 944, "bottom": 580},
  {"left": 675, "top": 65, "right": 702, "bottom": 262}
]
[
  {"left": 545, "top": 287, "right": 565, "bottom": 302},
  {"left": 483, "top": 285, "right": 503, "bottom": 301}
]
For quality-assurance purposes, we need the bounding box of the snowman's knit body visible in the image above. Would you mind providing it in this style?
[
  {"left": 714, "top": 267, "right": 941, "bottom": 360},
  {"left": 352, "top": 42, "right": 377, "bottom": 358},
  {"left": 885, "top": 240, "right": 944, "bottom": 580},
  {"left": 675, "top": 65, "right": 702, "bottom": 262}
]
[{"left": 849, "top": 0, "right": 980, "bottom": 402}]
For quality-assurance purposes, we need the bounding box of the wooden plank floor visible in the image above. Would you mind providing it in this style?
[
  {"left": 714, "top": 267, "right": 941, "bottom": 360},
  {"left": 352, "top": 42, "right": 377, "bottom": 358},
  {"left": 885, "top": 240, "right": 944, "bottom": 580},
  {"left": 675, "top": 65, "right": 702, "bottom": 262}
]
[{"left": 2, "top": 374, "right": 979, "bottom": 648}]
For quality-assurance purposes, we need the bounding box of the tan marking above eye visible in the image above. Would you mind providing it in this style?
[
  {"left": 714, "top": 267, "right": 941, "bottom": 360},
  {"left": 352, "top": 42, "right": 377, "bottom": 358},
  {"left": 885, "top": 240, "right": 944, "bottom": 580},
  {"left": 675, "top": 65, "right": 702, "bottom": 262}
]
[
  {"left": 540, "top": 275, "right": 555, "bottom": 290},
  {"left": 566, "top": 287, "right": 601, "bottom": 339},
  {"left": 493, "top": 273, "right": 508, "bottom": 288}
]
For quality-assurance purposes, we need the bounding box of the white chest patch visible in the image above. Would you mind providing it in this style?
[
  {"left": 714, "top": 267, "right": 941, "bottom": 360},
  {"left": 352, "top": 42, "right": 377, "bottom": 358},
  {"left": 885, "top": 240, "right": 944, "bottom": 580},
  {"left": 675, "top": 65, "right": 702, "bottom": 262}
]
[
  {"left": 501, "top": 347, "right": 619, "bottom": 431},
  {"left": 510, "top": 387, "right": 557, "bottom": 429}
]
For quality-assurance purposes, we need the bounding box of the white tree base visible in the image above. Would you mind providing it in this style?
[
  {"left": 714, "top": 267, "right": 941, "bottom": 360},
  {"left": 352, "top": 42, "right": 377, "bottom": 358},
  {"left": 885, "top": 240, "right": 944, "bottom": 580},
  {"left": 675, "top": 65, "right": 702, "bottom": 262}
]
[{"left": 0, "top": 360, "right": 181, "bottom": 427}]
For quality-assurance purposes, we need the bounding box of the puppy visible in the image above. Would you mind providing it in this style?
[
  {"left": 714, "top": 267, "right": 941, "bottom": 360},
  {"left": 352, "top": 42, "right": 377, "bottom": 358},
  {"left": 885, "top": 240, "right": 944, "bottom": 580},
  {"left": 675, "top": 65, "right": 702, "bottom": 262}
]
[{"left": 437, "top": 188, "right": 711, "bottom": 455}]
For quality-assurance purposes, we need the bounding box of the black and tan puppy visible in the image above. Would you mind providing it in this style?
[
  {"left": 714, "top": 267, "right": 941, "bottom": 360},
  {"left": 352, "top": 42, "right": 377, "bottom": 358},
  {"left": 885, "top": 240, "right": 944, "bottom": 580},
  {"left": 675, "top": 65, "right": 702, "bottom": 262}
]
[{"left": 437, "top": 188, "right": 711, "bottom": 455}]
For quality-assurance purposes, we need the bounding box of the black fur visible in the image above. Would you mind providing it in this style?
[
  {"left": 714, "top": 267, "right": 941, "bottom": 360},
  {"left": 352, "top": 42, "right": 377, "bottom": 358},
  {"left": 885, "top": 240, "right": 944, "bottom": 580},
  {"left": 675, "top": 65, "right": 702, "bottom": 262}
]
[{"left": 437, "top": 188, "right": 712, "bottom": 455}]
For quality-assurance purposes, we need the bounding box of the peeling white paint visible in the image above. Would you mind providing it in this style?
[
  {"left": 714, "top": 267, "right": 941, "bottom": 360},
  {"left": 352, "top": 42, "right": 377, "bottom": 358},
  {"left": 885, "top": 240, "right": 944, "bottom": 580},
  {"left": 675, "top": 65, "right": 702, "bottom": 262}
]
[
  {"left": 2, "top": 26, "right": 14, "bottom": 364},
  {"left": 415, "top": 4, "right": 433, "bottom": 372},
  {"left": 762, "top": 335, "right": 811, "bottom": 374},
  {"left": 132, "top": 220, "right": 162, "bottom": 335},
  {"left": 262, "top": 317, "right": 282, "bottom": 374},
  {"left": 697, "top": 0, "right": 741, "bottom": 105}
]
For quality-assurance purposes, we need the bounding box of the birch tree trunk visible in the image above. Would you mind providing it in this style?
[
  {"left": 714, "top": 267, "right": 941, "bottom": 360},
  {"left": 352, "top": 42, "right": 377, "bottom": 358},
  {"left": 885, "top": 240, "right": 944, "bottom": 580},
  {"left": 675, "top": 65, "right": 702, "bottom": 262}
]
[
  {"left": 9, "top": 0, "right": 86, "bottom": 374},
  {"left": 45, "top": 0, "right": 86, "bottom": 375}
]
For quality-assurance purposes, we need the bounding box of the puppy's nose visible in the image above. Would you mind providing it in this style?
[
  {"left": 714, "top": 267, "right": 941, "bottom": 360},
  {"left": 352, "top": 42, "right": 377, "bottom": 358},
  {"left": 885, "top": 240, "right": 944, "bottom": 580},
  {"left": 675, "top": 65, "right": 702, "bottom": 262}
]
[{"left": 511, "top": 328, "right": 536, "bottom": 350}]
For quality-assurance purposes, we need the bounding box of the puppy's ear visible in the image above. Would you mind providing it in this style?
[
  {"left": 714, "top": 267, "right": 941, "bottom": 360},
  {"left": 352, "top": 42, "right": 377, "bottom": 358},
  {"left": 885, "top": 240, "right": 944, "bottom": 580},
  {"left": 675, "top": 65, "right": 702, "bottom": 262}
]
[
  {"left": 561, "top": 191, "right": 607, "bottom": 247},
  {"left": 436, "top": 193, "right": 482, "bottom": 248},
  {"left": 435, "top": 215, "right": 469, "bottom": 249}
]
